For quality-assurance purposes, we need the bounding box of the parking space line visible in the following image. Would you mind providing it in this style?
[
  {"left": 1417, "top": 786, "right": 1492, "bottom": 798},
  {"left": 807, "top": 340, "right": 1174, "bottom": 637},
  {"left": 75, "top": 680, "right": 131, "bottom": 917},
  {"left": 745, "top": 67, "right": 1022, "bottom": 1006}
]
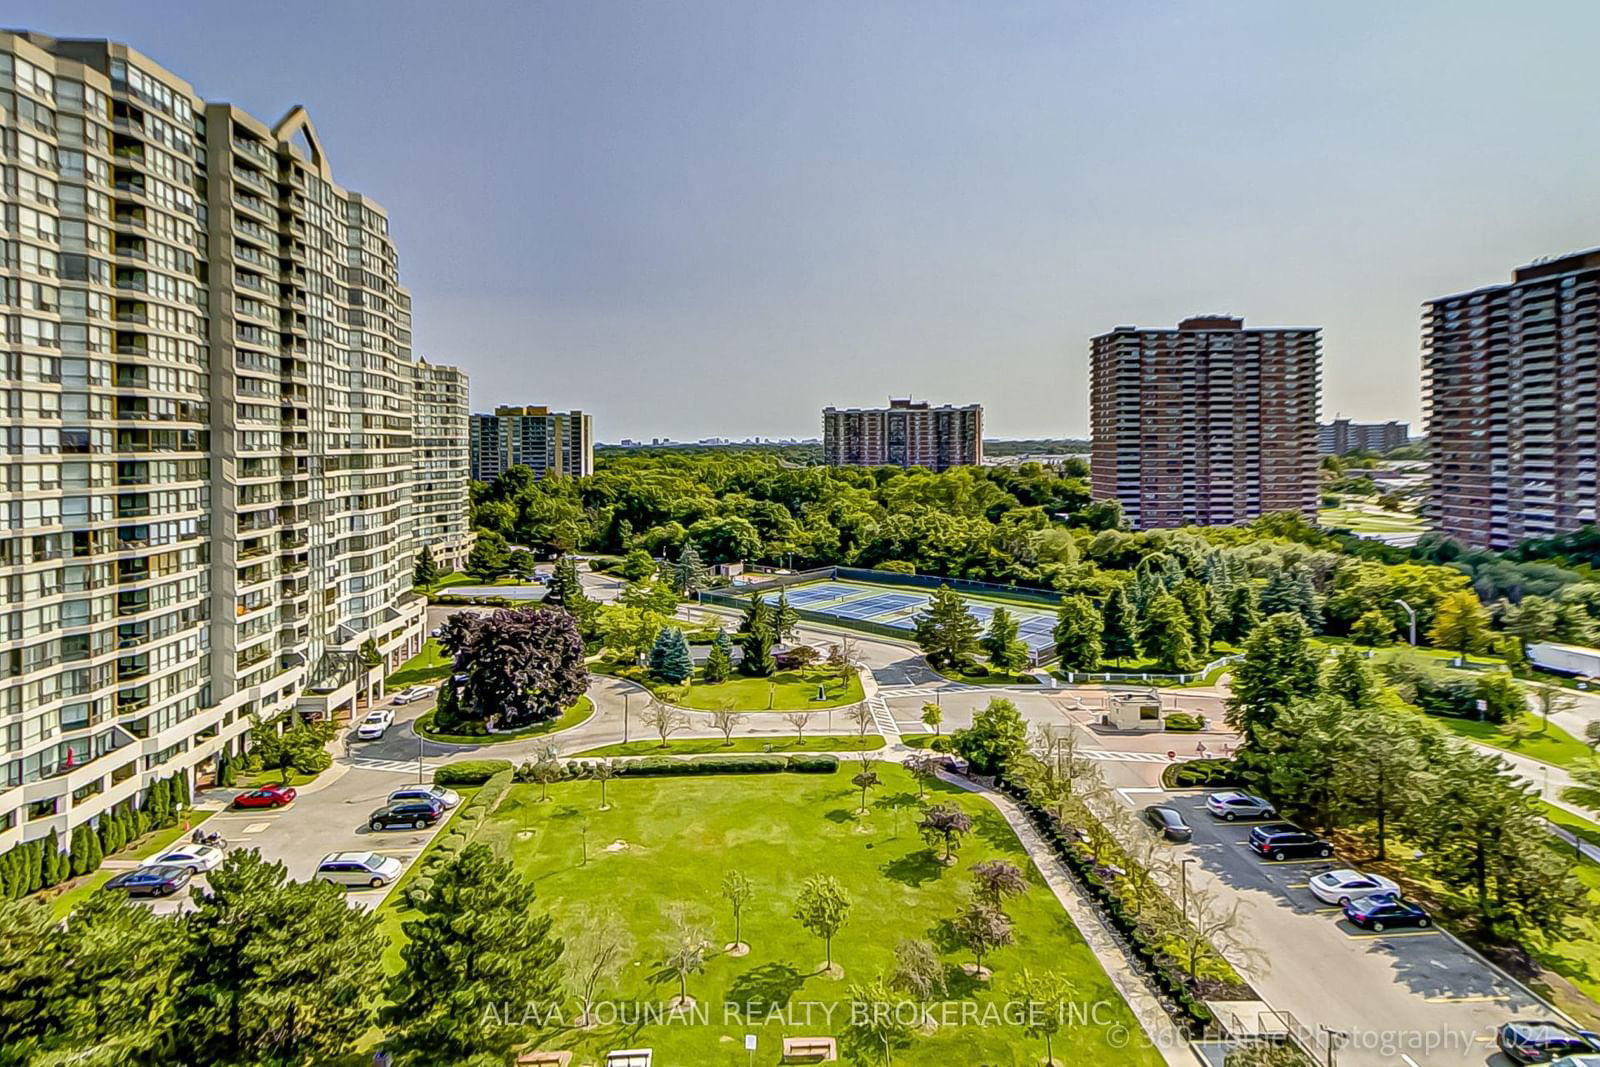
[
  {"left": 1343, "top": 928, "right": 1439, "bottom": 940},
  {"left": 1422, "top": 994, "right": 1507, "bottom": 1004}
]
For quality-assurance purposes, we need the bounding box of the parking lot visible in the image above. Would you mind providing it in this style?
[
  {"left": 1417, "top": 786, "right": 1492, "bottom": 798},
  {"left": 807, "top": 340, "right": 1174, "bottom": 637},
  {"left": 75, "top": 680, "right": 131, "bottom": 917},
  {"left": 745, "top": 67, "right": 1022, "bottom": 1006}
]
[{"left": 1147, "top": 790, "right": 1543, "bottom": 1065}]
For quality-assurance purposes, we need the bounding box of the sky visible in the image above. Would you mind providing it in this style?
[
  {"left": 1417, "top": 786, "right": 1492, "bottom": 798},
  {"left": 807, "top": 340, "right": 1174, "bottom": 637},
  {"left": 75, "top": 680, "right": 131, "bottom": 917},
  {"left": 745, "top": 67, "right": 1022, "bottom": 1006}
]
[{"left": 11, "top": 1, "right": 1600, "bottom": 441}]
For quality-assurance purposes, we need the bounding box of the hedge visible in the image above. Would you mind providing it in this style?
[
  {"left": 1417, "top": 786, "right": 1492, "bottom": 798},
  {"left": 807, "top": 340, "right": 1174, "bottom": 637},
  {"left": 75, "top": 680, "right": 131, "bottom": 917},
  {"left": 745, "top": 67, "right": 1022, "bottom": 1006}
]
[
  {"left": 1164, "top": 712, "right": 1207, "bottom": 732},
  {"left": 434, "top": 759, "right": 515, "bottom": 786},
  {"left": 408, "top": 768, "right": 514, "bottom": 907},
  {"left": 1162, "top": 757, "right": 1242, "bottom": 789}
]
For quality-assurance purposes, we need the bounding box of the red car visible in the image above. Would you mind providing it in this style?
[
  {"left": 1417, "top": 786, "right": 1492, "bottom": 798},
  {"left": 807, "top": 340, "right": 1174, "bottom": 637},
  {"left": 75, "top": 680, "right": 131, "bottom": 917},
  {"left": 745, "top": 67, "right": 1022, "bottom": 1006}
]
[{"left": 234, "top": 784, "right": 297, "bottom": 809}]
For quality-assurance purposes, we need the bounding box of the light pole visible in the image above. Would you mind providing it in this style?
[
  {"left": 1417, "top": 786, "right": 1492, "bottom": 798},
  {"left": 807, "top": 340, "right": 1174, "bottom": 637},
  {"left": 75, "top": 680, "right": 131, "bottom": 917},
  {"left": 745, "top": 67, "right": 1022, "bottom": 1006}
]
[
  {"left": 623, "top": 691, "right": 630, "bottom": 746},
  {"left": 417, "top": 732, "right": 425, "bottom": 785},
  {"left": 1180, "top": 857, "right": 1195, "bottom": 918},
  {"left": 1393, "top": 598, "right": 1417, "bottom": 647}
]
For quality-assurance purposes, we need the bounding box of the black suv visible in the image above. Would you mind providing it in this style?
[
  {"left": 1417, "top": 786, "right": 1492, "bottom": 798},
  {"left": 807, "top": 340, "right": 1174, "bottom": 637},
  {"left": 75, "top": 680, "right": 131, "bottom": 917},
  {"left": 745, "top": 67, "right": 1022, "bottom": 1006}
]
[
  {"left": 368, "top": 798, "right": 444, "bottom": 831},
  {"left": 1247, "top": 824, "right": 1333, "bottom": 861}
]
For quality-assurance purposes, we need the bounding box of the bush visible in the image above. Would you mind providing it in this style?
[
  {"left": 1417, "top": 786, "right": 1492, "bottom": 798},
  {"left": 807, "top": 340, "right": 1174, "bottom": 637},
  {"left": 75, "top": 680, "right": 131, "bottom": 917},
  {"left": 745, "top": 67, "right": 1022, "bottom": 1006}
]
[
  {"left": 786, "top": 754, "right": 840, "bottom": 774},
  {"left": 405, "top": 876, "right": 434, "bottom": 908},
  {"left": 1164, "top": 712, "right": 1207, "bottom": 732},
  {"left": 929, "top": 736, "right": 954, "bottom": 753},
  {"left": 1163, "top": 758, "right": 1241, "bottom": 789},
  {"left": 434, "top": 759, "right": 515, "bottom": 786},
  {"left": 616, "top": 755, "right": 788, "bottom": 777}
]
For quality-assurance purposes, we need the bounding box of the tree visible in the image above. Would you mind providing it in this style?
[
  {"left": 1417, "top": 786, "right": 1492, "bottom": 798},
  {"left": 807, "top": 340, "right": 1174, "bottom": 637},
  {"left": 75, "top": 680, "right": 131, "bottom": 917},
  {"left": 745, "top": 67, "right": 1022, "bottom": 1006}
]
[
  {"left": 784, "top": 710, "right": 815, "bottom": 742},
  {"left": 1429, "top": 590, "right": 1491, "bottom": 657},
  {"left": 668, "top": 542, "right": 709, "bottom": 597},
  {"left": 918, "top": 804, "right": 974, "bottom": 864},
  {"left": 970, "top": 859, "right": 1027, "bottom": 908},
  {"left": 174, "top": 850, "right": 388, "bottom": 1067},
  {"left": 1214, "top": 582, "right": 1260, "bottom": 645},
  {"left": 1532, "top": 684, "right": 1575, "bottom": 735},
  {"left": 594, "top": 759, "right": 617, "bottom": 809},
  {"left": 721, "top": 870, "right": 755, "bottom": 952},
  {"left": 50, "top": 890, "right": 182, "bottom": 1063},
  {"left": 953, "top": 698, "right": 1028, "bottom": 776},
  {"left": 564, "top": 911, "right": 633, "bottom": 1029},
  {"left": 655, "top": 908, "right": 709, "bottom": 1009},
  {"left": 1101, "top": 584, "right": 1142, "bottom": 666},
  {"left": 1052, "top": 595, "right": 1104, "bottom": 672},
  {"left": 793, "top": 875, "right": 852, "bottom": 974},
  {"left": 619, "top": 548, "right": 656, "bottom": 581},
  {"left": 464, "top": 530, "right": 510, "bottom": 581},
  {"left": 0, "top": 896, "right": 66, "bottom": 1058},
  {"left": 620, "top": 575, "right": 680, "bottom": 616},
  {"left": 920, "top": 702, "right": 942, "bottom": 736},
  {"left": 952, "top": 900, "right": 1013, "bottom": 978},
  {"left": 1226, "top": 612, "right": 1321, "bottom": 740},
  {"left": 1563, "top": 761, "right": 1600, "bottom": 814},
  {"left": 773, "top": 589, "right": 801, "bottom": 642},
  {"left": 413, "top": 545, "right": 441, "bottom": 590},
  {"left": 1141, "top": 592, "right": 1197, "bottom": 673},
  {"left": 980, "top": 606, "right": 1030, "bottom": 674},
  {"left": 1325, "top": 646, "right": 1376, "bottom": 707},
  {"left": 829, "top": 638, "right": 859, "bottom": 688},
  {"left": 526, "top": 751, "right": 564, "bottom": 802},
  {"left": 703, "top": 629, "right": 735, "bottom": 683},
  {"left": 1009, "top": 968, "right": 1074, "bottom": 1066},
  {"left": 1339, "top": 707, "right": 1428, "bottom": 859},
  {"left": 544, "top": 554, "right": 582, "bottom": 606},
  {"left": 740, "top": 595, "right": 778, "bottom": 677},
  {"left": 507, "top": 548, "right": 538, "bottom": 582},
  {"left": 1349, "top": 608, "right": 1396, "bottom": 646},
  {"left": 1175, "top": 578, "right": 1214, "bottom": 655},
  {"left": 904, "top": 752, "right": 940, "bottom": 799},
  {"left": 913, "top": 585, "right": 982, "bottom": 669},
  {"left": 843, "top": 973, "right": 913, "bottom": 1066},
  {"left": 250, "top": 718, "right": 333, "bottom": 784},
  {"left": 602, "top": 604, "right": 665, "bottom": 662},
  {"left": 384, "top": 844, "right": 563, "bottom": 1062},
  {"left": 847, "top": 703, "right": 876, "bottom": 744},
  {"left": 641, "top": 703, "right": 691, "bottom": 747},
  {"left": 888, "top": 938, "right": 945, "bottom": 1029},
  {"left": 1587, "top": 720, "right": 1600, "bottom": 752},
  {"left": 648, "top": 626, "right": 694, "bottom": 684},
  {"left": 711, "top": 708, "right": 747, "bottom": 746},
  {"left": 1260, "top": 566, "right": 1322, "bottom": 631},
  {"left": 438, "top": 607, "right": 590, "bottom": 729},
  {"left": 852, "top": 761, "right": 881, "bottom": 813}
]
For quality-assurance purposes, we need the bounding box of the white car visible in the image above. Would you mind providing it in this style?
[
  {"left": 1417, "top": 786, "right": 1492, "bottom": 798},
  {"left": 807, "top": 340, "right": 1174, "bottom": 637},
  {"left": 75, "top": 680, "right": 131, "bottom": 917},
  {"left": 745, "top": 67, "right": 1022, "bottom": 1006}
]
[
  {"left": 316, "top": 851, "right": 404, "bottom": 889},
  {"left": 139, "top": 844, "right": 226, "bottom": 874},
  {"left": 1309, "top": 868, "right": 1400, "bottom": 906},
  {"left": 356, "top": 708, "right": 395, "bottom": 739},
  {"left": 391, "top": 684, "right": 437, "bottom": 706},
  {"left": 389, "top": 783, "right": 461, "bottom": 810}
]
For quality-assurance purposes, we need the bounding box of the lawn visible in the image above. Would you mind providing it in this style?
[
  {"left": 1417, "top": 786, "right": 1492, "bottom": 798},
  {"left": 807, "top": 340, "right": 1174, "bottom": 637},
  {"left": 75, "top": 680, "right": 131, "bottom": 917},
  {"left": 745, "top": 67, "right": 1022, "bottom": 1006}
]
[
  {"left": 385, "top": 639, "right": 452, "bottom": 689},
  {"left": 1417, "top": 711, "right": 1593, "bottom": 771},
  {"left": 576, "top": 735, "right": 885, "bottom": 757},
  {"left": 238, "top": 767, "right": 323, "bottom": 789},
  {"left": 615, "top": 664, "right": 865, "bottom": 712},
  {"left": 1543, "top": 802, "right": 1600, "bottom": 851},
  {"left": 1529, "top": 853, "right": 1600, "bottom": 1027},
  {"left": 1317, "top": 505, "right": 1425, "bottom": 535},
  {"left": 379, "top": 767, "right": 1162, "bottom": 1065},
  {"left": 927, "top": 658, "right": 1038, "bottom": 686},
  {"left": 47, "top": 807, "right": 216, "bottom": 920},
  {"left": 416, "top": 696, "right": 595, "bottom": 745}
]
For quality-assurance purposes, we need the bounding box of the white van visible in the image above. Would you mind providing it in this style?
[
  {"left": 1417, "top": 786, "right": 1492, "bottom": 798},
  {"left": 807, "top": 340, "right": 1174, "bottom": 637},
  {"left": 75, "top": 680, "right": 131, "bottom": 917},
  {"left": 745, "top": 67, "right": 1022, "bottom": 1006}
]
[{"left": 316, "top": 851, "right": 403, "bottom": 889}]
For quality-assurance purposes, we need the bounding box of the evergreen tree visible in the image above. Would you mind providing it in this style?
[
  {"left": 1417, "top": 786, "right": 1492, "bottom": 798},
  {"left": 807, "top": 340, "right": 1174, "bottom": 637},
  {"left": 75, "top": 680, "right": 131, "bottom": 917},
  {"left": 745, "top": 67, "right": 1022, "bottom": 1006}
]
[
  {"left": 668, "top": 543, "right": 710, "bottom": 597},
  {"left": 773, "top": 589, "right": 801, "bottom": 643},
  {"left": 1052, "top": 595, "right": 1104, "bottom": 672},
  {"left": 1141, "top": 593, "right": 1197, "bottom": 673},
  {"left": 1101, "top": 584, "right": 1141, "bottom": 666},
  {"left": 412, "top": 545, "right": 440, "bottom": 589},
  {"left": 703, "top": 629, "right": 735, "bottom": 683},
  {"left": 383, "top": 845, "right": 564, "bottom": 1064},
  {"left": 0, "top": 894, "right": 67, "bottom": 1052},
  {"left": 1130, "top": 566, "right": 1165, "bottom": 613},
  {"left": 544, "top": 555, "right": 582, "bottom": 606},
  {"left": 1260, "top": 567, "right": 1321, "bottom": 632},
  {"left": 1174, "top": 578, "right": 1214, "bottom": 656},
  {"left": 464, "top": 531, "right": 511, "bottom": 582},
  {"left": 69, "top": 826, "right": 93, "bottom": 878},
  {"left": 1215, "top": 582, "right": 1260, "bottom": 644},
  {"left": 1326, "top": 646, "right": 1376, "bottom": 707},
  {"left": 740, "top": 597, "right": 777, "bottom": 677},
  {"left": 650, "top": 627, "right": 694, "bottom": 684},
  {"left": 55, "top": 890, "right": 183, "bottom": 1062},
  {"left": 1226, "top": 612, "right": 1322, "bottom": 740},
  {"left": 913, "top": 585, "right": 982, "bottom": 669},
  {"left": 40, "top": 830, "right": 65, "bottom": 889}
]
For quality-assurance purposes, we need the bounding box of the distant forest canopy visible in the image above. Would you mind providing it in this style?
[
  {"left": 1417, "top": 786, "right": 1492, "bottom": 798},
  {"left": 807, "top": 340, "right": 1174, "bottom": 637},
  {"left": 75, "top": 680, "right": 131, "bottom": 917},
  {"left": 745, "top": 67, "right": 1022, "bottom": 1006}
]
[
  {"left": 982, "top": 438, "right": 1091, "bottom": 456},
  {"left": 464, "top": 451, "right": 1600, "bottom": 649},
  {"left": 594, "top": 438, "right": 1090, "bottom": 464}
]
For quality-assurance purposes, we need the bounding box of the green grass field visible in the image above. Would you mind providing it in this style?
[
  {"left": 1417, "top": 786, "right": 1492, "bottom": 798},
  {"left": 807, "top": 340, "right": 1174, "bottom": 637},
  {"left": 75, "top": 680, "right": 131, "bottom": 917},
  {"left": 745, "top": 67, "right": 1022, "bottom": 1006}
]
[
  {"left": 576, "top": 735, "right": 884, "bottom": 757},
  {"left": 1317, "top": 505, "right": 1426, "bottom": 535},
  {"left": 612, "top": 664, "right": 865, "bottom": 712},
  {"left": 385, "top": 639, "right": 452, "bottom": 689},
  {"left": 379, "top": 766, "right": 1161, "bottom": 1065},
  {"left": 415, "top": 696, "right": 595, "bottom": 745},
  {"left": 1417, "top": 712, "right": 1593, "bottom": 771}
]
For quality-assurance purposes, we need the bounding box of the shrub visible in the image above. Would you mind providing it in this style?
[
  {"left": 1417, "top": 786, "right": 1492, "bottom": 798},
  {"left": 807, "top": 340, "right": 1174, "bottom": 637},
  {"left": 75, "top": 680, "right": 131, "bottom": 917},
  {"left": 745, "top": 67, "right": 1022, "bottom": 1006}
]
[
  {"left": 1164, "top": 712, "right": 1207, "bottom": 732},
  {"left": 434, "top": 759, "right": 514, "bottom": 786},
  {"left": 929, "top": 736, "right": 954, "bottom": 753},
  {"left": 1163, "top": 758, "right": 1241, "bottom": 789},
  {"left": 405, "top": 877, "right": 434, "bottom": 908},
  {"left": 616, "top": 755, "right": 788, "bottom": 777},
  {"left": 786, "top": 754, "right": 840, "bottom": 774}
]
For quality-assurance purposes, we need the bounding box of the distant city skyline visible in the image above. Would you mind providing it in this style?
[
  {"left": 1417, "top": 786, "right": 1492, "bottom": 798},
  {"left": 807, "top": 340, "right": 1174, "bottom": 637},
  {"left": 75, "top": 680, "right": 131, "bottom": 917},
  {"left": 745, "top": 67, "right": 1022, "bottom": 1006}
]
[{"left": 13, "top": 0, "right": 1600, "bottom": 440}]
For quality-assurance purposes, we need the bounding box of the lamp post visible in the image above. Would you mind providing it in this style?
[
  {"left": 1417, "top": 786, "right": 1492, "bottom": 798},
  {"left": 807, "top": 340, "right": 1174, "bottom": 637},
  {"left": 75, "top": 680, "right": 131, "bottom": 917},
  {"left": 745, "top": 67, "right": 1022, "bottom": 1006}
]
[
  {"left": 1180, "top": 857, "right": 1195, "bottom": 919},
  {"left": 623, "top": 691, "right": 630, "bottom": 745},
  {"left": 1393, "top": 598, "right": 1417, "bottom": 647}
]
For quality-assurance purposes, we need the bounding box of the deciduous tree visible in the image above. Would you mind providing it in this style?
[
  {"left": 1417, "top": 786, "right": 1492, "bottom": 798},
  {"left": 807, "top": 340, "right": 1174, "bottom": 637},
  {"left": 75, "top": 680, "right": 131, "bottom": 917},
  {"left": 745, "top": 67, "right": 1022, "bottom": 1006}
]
[
  {"left": 793, "top": 875, "right": 852, "bottom": 974},
  {"left": 1226, "top": 612, "right": 1321, "bottom": 740},
  {"left": 1141, "top": 593, "right": 1197, "bottom": 673},
  {"left": 721, "top": 871, "right": 755, "bottom": 952},
  {"left": 641, "top": 703, "right": 690, "bottom": 748},
  {"left": 918, "top": 804, "right": 974, "bottom": 864},
  {"left": 952, "top": 900, "right": 1013, "bottom": 977},
  {"left": 1429, "top": 590, "right": 1491, "bottom": 657}
]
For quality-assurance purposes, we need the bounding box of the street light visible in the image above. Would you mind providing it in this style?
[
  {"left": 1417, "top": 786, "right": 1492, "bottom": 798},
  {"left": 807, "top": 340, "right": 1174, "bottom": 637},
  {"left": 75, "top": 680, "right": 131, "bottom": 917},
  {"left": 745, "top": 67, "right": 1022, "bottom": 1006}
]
[
  {"left": 1393, "top": 598, "right": 1418, "bottom": 647},
  {"left": 1180, "top": 857, "right": 1195, "bottom": 918}
]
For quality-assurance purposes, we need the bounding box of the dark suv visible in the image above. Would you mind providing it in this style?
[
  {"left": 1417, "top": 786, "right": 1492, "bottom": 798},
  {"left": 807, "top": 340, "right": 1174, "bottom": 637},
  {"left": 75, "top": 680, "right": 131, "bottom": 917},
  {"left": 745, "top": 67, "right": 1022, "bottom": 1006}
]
[
  {"left": 1247, "top": 824, "right": 1333, "bottom": 861},
  {"left": 368, "top": 798, "right": 444, "bottom": 831}
]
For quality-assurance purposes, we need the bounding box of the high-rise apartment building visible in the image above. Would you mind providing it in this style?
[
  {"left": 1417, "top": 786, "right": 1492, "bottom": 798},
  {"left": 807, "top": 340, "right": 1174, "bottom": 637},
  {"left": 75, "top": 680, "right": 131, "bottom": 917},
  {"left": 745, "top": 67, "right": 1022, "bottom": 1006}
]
[
  {"left": 1424, "top": 249, "right": 1600, "bottom": 549},
  {"left": 468, "top": 405, "right": 593, "bottom": 482},
  {"left": 1090, "top": 317, "right": 1321, "bottom": 529},
  {"left": 1319, "top": 418, "right": 1410, "bottom": 456},
  {"left": 821, "top": 398, "right": 983, "bottom": 470},
  {"left": 0, "top": 33, "right": 448, "bottom": 850},
  {"left": 410, "top": 360, "right": 471, "bottom": 572}
]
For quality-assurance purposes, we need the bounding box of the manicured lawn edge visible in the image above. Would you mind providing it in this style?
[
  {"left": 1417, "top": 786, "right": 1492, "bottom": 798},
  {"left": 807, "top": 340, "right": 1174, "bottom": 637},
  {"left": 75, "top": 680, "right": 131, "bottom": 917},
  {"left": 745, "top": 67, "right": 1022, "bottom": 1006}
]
[
  {"left": 47, "top": 807, "right": 217, "bottom": 920},
  {"left": 925, "top": 656, "right": 1038, "bottom": 686},
  {"left": 385, "top": 638, "right": 452, "bottom": 689},
  {"left": 594, "top": 662, "right": 865, "bottom": 711},
  {"left": 574, "top": 735, "right": 883, "bottom": 757},
  {"left": 415, "top": 695, "right": 594, "bottom": 745},
  {"left": 1543, "top": 802, "right": 1600, "bottom": 855}
]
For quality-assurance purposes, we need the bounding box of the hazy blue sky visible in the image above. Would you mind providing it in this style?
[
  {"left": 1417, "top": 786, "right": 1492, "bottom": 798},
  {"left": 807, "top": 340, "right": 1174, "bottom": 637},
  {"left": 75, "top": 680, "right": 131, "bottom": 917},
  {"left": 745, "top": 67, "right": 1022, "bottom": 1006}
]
[{"left": 13, "top": 1, "right": 1600, "bottom": 440}]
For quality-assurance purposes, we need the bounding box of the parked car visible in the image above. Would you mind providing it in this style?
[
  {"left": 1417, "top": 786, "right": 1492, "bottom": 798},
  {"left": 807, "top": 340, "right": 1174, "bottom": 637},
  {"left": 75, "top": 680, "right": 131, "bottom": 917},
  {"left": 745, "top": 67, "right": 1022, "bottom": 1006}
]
[
  {"left": 106, "top": 864, "right": 192, "bottom": 898},
  {"left": 1247, "top": 824, "right": 1333, "bottom": 861},
  {"left": 368, "top": 798, "right": 444, "bottom": 831},
  {"left": 1308, "top": 869, "right": 1400, "bottom": 906},
  {"left": 1141, "top": 805, "right": 1193, "bottom": 842},
  {"left": 1341, "top": 895, "right": 1430, "bottom": 932},
  {"left": 392, "top": 684, "right": 438, "bottom": 706},
  {"left": 1205, "top": 791, "right": 1276, "bottom": 821},
  {"left": 356, "top": 708, "right": 395, "bottom": 740},
  {"left": 1498, "top": 1020, "right": 1600, "bottom": 1063},
  {"left": 1548, "top": 1054, "right": 1600, "bottom": 1067},
  {"left": 233, "top": 783, "right": 297, "bottom": 809},
  {"left": 316, "top": 851, "right": 404, "bottom": 889},
  {"left": 389, "top": 783, "right": 461, "bottom": 809},
  {"left": 139, "top": 844, "right": 225, "bottom": 875}
]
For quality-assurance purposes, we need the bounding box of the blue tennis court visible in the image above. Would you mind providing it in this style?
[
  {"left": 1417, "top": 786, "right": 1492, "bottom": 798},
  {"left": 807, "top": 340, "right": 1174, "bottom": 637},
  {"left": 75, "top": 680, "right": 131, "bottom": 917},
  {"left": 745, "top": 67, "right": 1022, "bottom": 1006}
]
[{"left": 754, "top": 579, "right": 1059, "bottom": 656}]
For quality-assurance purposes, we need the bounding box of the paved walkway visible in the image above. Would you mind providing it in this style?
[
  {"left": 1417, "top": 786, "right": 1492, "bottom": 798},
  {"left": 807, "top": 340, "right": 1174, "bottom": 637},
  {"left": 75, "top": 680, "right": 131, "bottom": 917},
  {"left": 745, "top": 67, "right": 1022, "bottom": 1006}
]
[{"left": 936, "top": 770, "right": 1193, "bottom": 1067}]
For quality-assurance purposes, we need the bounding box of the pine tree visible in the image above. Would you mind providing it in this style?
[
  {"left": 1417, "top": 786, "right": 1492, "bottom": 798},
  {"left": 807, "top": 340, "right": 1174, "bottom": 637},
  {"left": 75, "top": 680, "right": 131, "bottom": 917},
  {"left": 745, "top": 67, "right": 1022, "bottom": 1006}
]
[
  {"left": 669, "top": 543, "right": 710, "bottom": 597},
  {"left": 703, "top": 629, "right": 735, "bottom": 683},
  {"left": 981, "top": 607, "right": 1031, "bottom": 674},
  {"left": 740, "top": 598, "right": 777, "bottom": 677},
  {"left": 650, "top": 626, "right": 694, "bottom": 684},
  {"left": 1175, "top": 578, "right": 1213, "bottom": 656},
  {"left": 1052, "top": 595, "right": 1104, "bottom": 672},
  {"left": 913, "top": 585, "right": 982, "bottom": 669},
  {"left": 40, "top": 829, "right": 64, "bottom": 889},
  {"left": 413, "top": 545, "right": 440, "bottom": 589},
  {"left": 545, "top": 555, "right": 582, "bottom": 606},
  {"left": 773, "top": 589, "right": 801, "bottom": 643},
  {"left": 1141, "top": 593, "right": 1197, "bottom": 673},
  {"left": 69, "top": 826, "right": 92, "bottom": 877},
  {"left": 1102, "top": 585, "right": 1141, "bottom": 666},
  {"left": 1215, "top": 582, "right": 1260, "bottom": 644}
]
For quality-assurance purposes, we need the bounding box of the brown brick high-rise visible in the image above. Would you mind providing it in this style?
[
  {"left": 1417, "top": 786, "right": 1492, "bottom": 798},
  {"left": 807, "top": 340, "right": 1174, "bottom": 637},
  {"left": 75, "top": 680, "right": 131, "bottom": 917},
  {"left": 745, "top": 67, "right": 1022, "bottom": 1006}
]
[{"left": 1090, "top": 317, "right": 1321, "bottom": 529}]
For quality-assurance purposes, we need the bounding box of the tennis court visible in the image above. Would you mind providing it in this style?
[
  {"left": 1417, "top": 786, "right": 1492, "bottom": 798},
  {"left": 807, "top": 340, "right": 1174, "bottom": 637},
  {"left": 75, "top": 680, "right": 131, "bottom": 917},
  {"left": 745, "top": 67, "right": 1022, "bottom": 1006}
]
[{"left": 757, "top": 579, "right": 1060, "bottom": 655}]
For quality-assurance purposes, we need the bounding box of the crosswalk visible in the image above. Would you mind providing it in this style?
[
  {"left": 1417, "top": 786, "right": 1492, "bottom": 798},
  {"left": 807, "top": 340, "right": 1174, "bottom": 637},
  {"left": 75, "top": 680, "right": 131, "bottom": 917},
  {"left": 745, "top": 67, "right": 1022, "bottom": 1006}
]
[
  {"left": 1082, "top": 750, "right": 1170, "bottom": 763},
  {"left": 879, "top": 683, "right": 984, "bottom": 700},
  {"left": 866, "top": 694, "right": 901, "bottom": 743},
  {"left": 351, "top": 756, "right": 439, "bottom": 775}
]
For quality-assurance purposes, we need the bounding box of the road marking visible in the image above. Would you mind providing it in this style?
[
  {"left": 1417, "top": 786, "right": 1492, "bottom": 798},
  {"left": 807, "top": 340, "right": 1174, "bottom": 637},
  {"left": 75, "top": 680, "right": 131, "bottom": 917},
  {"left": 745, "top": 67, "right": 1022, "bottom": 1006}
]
[
  {"left": 241, "top": 821, "right": 271, "bottom": 834},
  {"left": 1285, "top": 881, "right": 1309, "bottom": 888},
  {"left": 1401, "top": 1056, "right": 1421, "bottom": 1067},
  {"left": 1344, "top": 928, "right": 1439, "bottom": 939},
  {"left": 1422, "top": 994, "right": 1507, "bottom": 1004},
  {"left": 867, "top": 694, "right": 901, "bottom": 744},
  {"left": 1314, "top": 906, "right": 1342, "bottom": 913},
  {"left": 352, "top": 757, "right": 440, "bottom": 775}
]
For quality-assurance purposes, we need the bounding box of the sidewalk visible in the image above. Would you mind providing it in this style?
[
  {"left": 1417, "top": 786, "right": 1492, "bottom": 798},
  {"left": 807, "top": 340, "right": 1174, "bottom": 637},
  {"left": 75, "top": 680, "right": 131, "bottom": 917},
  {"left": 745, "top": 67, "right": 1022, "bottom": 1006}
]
[{"left": 937, "top": 771, "right": 1194, "bottom": 1067}]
